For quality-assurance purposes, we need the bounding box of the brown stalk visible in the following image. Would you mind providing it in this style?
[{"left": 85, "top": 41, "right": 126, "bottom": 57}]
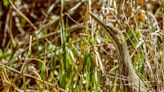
[{"left": 9, "top": 0, "right": 38, "bottom": 31}]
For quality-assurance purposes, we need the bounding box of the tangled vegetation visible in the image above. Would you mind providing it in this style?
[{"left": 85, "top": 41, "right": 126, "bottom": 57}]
[{"left": 0, "top": 0, "right": 164, "bottom": 92}]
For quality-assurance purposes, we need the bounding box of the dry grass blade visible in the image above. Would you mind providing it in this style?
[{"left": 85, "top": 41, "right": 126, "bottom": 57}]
[{"left": 9, "top": 0, "right": 37, "bottom": 31}]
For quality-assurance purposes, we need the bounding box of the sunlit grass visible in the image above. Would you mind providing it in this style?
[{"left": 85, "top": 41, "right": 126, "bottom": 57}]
[{"left": 0, "top": 0, "right": 164, "bottom": 91}]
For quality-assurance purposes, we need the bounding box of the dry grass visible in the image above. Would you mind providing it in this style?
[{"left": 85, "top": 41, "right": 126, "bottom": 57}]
[{"left": 0, "top": 0, "right": 164, "bottom": 92}]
